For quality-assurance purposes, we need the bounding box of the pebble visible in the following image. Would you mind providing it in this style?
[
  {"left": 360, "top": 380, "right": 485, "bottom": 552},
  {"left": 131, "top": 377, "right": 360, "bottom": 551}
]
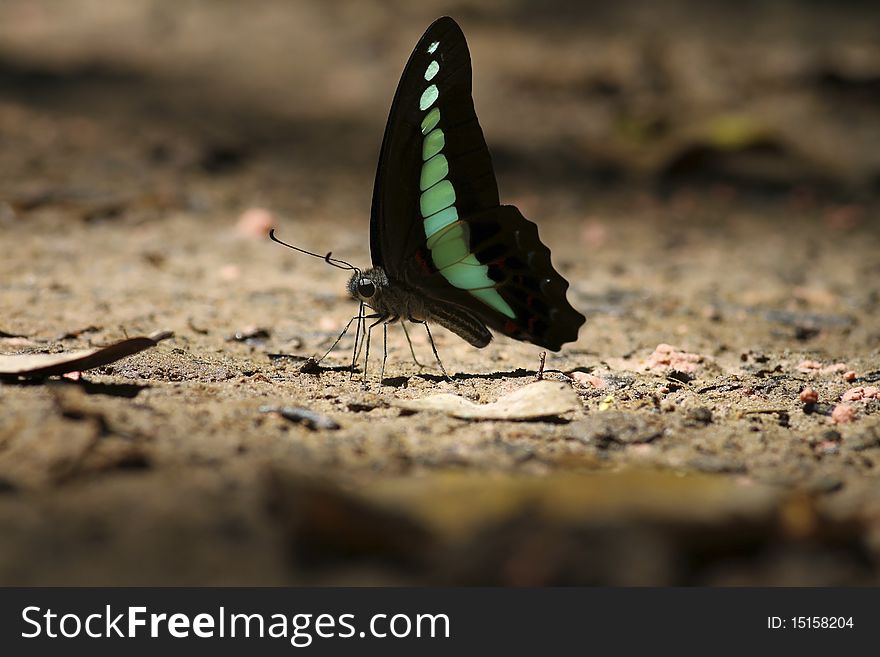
[
  {"left": 571, "top": 371, "right": 606, "bottom": 389},
  {"left": 645, "top": 343, "right": 707, "bottom": 374},
  {"left": 831, "top": 403, "right": 855, "bottom": 424},
  {"left": 799, "top": 387, "right": 819, "bottom": 404},
  {"left": 841, "top": 386, "right": 880, "bottom": 402},
  {"left": 259, "top": 405, "right": 340, "bottom": 430}
]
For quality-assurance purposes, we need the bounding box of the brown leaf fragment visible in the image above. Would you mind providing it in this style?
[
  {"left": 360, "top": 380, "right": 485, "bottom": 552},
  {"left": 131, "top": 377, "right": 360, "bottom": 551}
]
[
  {"left": 0, "top": 330, "right": 173, "bottom": 379},
  {"left": 396, "top": 381, "right": 580, "bottom": 421}
]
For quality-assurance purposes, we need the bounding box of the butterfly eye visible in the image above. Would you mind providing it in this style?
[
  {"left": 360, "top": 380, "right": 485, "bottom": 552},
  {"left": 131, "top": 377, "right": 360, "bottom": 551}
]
[{"left": 358, "top": 279, "right": 376, "bottom": 298}]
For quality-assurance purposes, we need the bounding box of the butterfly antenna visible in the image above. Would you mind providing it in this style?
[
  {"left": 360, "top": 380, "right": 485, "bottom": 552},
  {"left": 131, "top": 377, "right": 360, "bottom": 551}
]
[{"left": 269, "top": 229, "right": 358, "bottom": 272}]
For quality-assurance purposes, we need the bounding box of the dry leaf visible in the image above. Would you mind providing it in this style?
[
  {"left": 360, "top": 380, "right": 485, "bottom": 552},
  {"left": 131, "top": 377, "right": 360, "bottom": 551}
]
[
  {"left": 396, "top": 381, "right": 580, "bottom": 421},
  {"left": 0, "top": 330, "right": 173, "bottom": 379}
]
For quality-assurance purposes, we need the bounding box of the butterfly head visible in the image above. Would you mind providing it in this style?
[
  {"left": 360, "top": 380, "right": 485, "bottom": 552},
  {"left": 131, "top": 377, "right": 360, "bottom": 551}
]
[{"left": 347, "top": 267, "right": 389, "bottom": 306}]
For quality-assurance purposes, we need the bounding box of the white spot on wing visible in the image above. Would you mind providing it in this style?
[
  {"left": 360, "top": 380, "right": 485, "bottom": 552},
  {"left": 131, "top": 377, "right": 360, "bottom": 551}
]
[
  {"left": 419, "top": 84, "right": 439, "bottom": 111},
  {"left": 427, "top": 41, "right": 439, "bottom": 54},
  {"left": 425, "top": 60, "right": 440, "bottom": 81}
]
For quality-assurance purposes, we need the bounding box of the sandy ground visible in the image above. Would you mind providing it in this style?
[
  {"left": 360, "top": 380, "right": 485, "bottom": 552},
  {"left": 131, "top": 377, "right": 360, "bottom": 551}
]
[{"left": 1, "top": 0, "right": 880, "bottom": 585}]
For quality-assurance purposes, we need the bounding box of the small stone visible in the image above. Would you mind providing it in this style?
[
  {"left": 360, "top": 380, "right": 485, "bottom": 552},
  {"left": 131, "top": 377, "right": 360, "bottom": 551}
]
[
  {"left": 843, "top": 370, "right": 857, "bottom": 382},
  {"left": 228, "top": 325, "right": 271, "bottom": 343},
  {"left": 799, "top": 387, "right": 819, "bottom": 404},
  {"left": 831, "top": 403, "right": 855, "bottom": 424},
  {"left": 259, "top": 405, "right": 340, "bottom": 430},
  {"left": 797, "top": 360, "right": 848, "bottom": 376},
  {"left": 571, "top": 371, "right": 606, "bottom": 389},
  {"left": 644, "top": 343, "right": 709, "bottom": 375},
  {"left": 841, "top": 386, "right": 880, "bottom": 402}
]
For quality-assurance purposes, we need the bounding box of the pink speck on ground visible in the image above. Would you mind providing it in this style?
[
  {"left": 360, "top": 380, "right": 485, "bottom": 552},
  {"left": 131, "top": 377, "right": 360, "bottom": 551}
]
[
  {"left": 571, "top": 371, "right": 606, "bottom": 389},
  {"left": 797, "top": 360, "right": 848, "bottom": 376},
  {"left": 843, "top": 371, "right": 857, "bottom": 382},
  {"left": 218, "top": 264, "right": 241, "bottom": 281},
  {"left": 236, "top": 207, "right": 276, "bottom": 239},
  {"left": 799, "top": 387, "right": 819, "bottom": 404},
  {"left": 62, "top": 371, "right": 82, "bottom": 381},
  {"left": 831, "top": 403, "right": 855, "bottom": 424},
  {"left": 841, "top": 386, "right": 880, "bottom": 402},
  {"left": 580, "top": 220, "right": 608, "bottom": 249},
  {"left": 644, "top": 343, "right": 707, "bottom": 374}
]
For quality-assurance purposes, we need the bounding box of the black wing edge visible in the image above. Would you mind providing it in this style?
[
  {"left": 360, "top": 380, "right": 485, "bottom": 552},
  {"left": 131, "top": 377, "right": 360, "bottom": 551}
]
[
  {"left": 369, "top": 16, "right": 468, "bottom": 268},
  {"left": 407, "top": 204, "right": 586, "bottom": 352}
]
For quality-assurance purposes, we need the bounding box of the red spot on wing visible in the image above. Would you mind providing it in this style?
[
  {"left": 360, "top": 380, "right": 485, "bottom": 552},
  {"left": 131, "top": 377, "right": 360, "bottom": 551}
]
[{"left": 415, "top": 250, "right": 433, "bottom": 275}]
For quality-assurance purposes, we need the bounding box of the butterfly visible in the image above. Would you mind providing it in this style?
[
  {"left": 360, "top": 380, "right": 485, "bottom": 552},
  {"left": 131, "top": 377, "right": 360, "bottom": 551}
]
[{"left": 271, "top": 16, "right": 585, "bottom": 380}]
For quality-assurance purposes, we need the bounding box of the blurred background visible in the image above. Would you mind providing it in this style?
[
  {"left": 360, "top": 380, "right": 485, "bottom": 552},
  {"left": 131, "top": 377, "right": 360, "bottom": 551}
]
[{"left": 3, "top": 0, "right": 880, "bottom": 217}]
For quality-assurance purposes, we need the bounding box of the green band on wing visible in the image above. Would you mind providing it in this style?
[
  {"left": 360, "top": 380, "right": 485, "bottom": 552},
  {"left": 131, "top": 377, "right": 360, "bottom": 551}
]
[
  {"left": 419, "top": 84, "right": 439, "bottom": 111},
  {"left": 420, "top": 179, "right": 455, "bottom": 218},
  {"left": 426, "top": 220, "right": 467, "bottom": 250},
  {"left": 420, "top": 154, "right": 449, "bottom": 191},
  {"left": 413, "top": 53, "right": 515, "bottom": 320},
  {"left": 423, "top": 206, "right": 458, "bottom": 238},
  {"left": 421, "top": 107, "right": 440, "bottom": 135},
  {"left": 440, "top": 259, "right": 495, "bottom": 290},
  {"left": 422, "top": 128, "right": 445, "bottom": 160},
  {"left": 430, "top": 236, "right": 469, "bottom": 270},
  {"left": 468, "top": 287, "right": 516, "bottom": 318}
]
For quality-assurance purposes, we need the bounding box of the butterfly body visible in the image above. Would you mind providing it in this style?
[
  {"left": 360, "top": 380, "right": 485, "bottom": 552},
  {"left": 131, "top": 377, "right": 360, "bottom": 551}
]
[
  {"left": 347, "top": 267, "right": 492, "bottom": 348},
  {"left": 273, "top": 17, "right": 585, "bottom": 376}
]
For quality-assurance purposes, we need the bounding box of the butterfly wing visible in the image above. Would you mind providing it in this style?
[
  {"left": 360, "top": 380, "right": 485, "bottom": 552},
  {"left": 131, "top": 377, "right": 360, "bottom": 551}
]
[
  {"left": 403, "top": 204, "right": 585, "bottom": 351},
  {"left": 371, "top": 17, "right": 585, "bottom": 351},
  {"left": 370, "top": 16, "right": 498, "bottom": 270}
]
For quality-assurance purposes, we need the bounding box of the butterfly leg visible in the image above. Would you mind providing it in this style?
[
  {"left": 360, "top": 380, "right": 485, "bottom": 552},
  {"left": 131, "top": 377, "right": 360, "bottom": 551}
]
[
  {"left": 380, "top": 322, "right": 388, "bottom": 383},
  {"left": 414, "top": 320, "right": 452, "bottom": 382},
  {"left": 362, "top": 315, "right": 387, "bottom": 387},
  {"left": 401, "top": 321, "right": 427, "bottom": 369},
  {"left": 347, "top": 306, "right": 382, "bottom": 380},
  {"left": 347, "top": 302, "right": 365, "bottom": 380}
]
